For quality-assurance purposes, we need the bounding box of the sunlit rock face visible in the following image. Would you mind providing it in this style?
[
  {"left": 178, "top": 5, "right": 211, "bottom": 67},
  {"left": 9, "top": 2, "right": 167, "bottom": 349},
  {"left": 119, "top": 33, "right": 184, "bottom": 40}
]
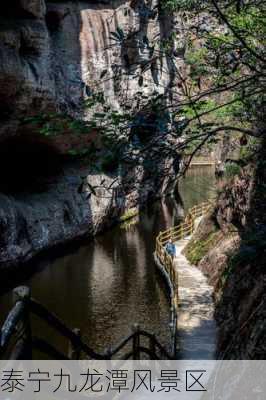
[
  {"left": 78, "top": 0, "right": 176, "bottom": 110},
  {"left": 0, "top": 1, "right": 180, "bottom": 268},
  {"left": 0, "top": 0, "right": 177, "bottom": 140}
]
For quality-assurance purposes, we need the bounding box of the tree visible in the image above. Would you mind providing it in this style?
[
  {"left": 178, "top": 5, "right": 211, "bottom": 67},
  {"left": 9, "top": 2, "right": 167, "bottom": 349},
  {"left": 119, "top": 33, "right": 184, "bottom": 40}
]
[
  {"left": 26, "top": 0, "right": 266, "bottom": 195},
  {"left": 85, "top": 0, "right": 265, "bottom": 174}
]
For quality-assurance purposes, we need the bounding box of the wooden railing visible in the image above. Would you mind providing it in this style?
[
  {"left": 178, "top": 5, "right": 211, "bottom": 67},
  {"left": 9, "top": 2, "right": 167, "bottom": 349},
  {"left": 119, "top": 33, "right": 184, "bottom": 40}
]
[
  {"left": 1, "top": 203, "right": 212, "bottom": 361},
  {"left": 184, "top": 155, "right": 216, "bottom": 166},
  {"left": 154, "top": 201, "right": 211, "bottom": 349},
  {"left": 0, "top": 286, "right": 174, "bottom": 360},
  {"left": 155, "top": 201, "right": 211, "bottom": 271}
]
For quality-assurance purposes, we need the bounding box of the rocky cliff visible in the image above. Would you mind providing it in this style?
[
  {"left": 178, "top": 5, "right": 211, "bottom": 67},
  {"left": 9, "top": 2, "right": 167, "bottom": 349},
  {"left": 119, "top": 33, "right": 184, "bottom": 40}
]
[
  {"left": 0, "top": 0, "right": 178, "bottom": 139},
  {"left": 184, "top": 139, "right": 266, "bottom": 358},
  {"left": 0, "top": 0, "right": 180, "bottom": 269}
]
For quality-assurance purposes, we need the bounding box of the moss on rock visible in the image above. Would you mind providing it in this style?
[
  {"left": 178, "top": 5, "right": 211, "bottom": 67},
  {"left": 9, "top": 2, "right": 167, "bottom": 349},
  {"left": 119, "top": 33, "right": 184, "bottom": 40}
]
[{"left": 185, "top": 230, "right": 222, "bottom": 265}]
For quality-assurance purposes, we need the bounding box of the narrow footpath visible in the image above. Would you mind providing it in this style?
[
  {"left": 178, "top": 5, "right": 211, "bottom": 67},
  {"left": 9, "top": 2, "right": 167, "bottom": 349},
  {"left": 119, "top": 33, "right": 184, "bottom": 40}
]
[{"left": 174, "top": 234, "right": 217, "bottom": 359}]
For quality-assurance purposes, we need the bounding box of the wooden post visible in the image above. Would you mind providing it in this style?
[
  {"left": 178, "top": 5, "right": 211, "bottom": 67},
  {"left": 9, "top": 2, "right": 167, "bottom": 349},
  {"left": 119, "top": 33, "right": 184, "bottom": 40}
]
[
  {"left": 12, "top": 286, "right": 32, "bottom": 359},
  {"left": 105, "top": 345, "right": 113, "bottom": 360},
  {"left": 68, "top": 328, "right": 81, "bottom": 360},
  {"left": 173, "top": 313, "right": 178, "bottom": 358},
  {"left": 190, "top": 219, "right": 193, "bottom": 234},
  {"left": 132, "top": 324, "right": 140, "bottom": 360},
  {"left": 173, "top": 268, "right": 177, "bottom": 290},
  {"left": 149, "top": 334, "right": 156, "bottom": 359}
]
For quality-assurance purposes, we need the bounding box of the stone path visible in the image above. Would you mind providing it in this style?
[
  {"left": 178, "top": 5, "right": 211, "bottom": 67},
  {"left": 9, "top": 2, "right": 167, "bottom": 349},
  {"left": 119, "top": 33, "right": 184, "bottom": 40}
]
[{"left": 174, "top": 236, "right": 217, "bottom": 359}]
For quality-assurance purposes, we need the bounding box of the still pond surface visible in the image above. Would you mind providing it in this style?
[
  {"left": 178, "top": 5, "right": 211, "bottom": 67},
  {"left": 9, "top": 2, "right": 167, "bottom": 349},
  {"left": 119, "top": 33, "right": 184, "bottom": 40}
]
[{"left": 0, "top": 166, "right": 215, "bottom": 357}]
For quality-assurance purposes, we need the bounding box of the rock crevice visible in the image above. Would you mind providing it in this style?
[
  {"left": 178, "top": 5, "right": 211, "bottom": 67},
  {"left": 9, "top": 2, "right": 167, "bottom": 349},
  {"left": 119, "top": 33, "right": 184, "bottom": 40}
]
[{"left": 0, "top": 0, "right": 179, "bottom": 268}]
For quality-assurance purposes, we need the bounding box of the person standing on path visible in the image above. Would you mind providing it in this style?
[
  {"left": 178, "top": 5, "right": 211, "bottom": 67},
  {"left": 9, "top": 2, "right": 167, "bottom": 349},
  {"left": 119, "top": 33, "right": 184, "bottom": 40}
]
[{"left": 165, "top": 238, "right": 176, "bottom": 260}]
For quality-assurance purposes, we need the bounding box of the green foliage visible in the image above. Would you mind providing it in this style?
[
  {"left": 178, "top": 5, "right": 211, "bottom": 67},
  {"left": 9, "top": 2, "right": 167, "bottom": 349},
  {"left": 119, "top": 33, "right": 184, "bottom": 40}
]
[
  {"left": 185, "top": 47, "right": 209, "bottom": 78},
  {"left": 22, "top": 113, "right": 90, "bottom": 137},
  {"left": 160, "top": 32, "right": 177, "bottom": 52},
  {"left": 163, "top": 0, "right": 201, "bottom": 12},
  {"left": 67, "top": 148, "right": 91, "bottom": 158},
  {"left": 239, "top": 137, "right": 260, "bottom": 163},
  {"left": 225, "top": 163, "right": 242, "bottom": 178},
  {"left": 110, "top": 27, "right": 125, "bottom": 43},
  {"left": 120, "top": 208, "right": 139, "bottom": 222},
  {"left": 182, "top": 99, "right": 216, "bottom": 119},
  {"left": 22, "top": 0, "right": 265, "bottom": 172},
  {"left": 230, "top": 6, "right": 266, "bottom": 45},
  {"left": 120, "top": 216, "right": 139, "bottom": 230},
  {"left": 185, "top": 230, "right": 220, "bottom": 265}
]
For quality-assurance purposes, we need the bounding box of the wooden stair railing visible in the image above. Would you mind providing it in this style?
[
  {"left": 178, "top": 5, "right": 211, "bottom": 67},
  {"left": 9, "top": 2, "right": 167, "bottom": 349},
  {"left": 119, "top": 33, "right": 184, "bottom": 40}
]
[
  {"left": 1, "top": 202, "right": 212, "bottom": 361},
  {"left": 154, "top": 200, "right": 212, "bottom": 352},
  {"left": 155, "top": 200, "right": 211, "bottom": 281},
  {"left": 0, "top": 286, "right": 174, "bottom": 360}
]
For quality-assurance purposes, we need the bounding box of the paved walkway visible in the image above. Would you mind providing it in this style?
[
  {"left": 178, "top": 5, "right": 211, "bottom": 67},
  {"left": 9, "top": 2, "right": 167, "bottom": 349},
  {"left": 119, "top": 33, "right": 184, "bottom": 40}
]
[{"left": 174, "top": 236, "right": 217, "bottom": 359}]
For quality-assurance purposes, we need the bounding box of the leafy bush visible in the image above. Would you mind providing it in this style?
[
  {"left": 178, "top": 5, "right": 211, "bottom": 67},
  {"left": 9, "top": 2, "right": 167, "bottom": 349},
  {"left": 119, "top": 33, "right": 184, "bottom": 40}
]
[
  {"left": 185, "top": 231, "right": 220, "bottom": 265},
  {"left": 120, "top": 208, "right": 139, "bottom": 222},
  {"left": 225, "top": 163, "right": 242, "bottom": 178}
]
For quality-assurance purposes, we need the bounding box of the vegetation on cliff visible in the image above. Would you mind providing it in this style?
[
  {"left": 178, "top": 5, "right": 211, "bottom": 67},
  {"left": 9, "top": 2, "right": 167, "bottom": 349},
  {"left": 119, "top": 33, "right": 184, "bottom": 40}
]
[
  {"left": 21, "top": 0, "right": 265, "bottom": 183},
  {"left": 183, "top": 137, "right": 265, "bottom": 358}
]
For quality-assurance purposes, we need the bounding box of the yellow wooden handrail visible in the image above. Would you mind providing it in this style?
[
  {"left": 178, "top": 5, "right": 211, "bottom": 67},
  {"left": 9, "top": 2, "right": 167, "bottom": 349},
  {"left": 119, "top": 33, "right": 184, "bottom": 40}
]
[
  {"left": 155, "top": 200, "right": 211, "bottom": 292},
  {"left": 154, "top": 200, "right": 211, "bottom": 354}
]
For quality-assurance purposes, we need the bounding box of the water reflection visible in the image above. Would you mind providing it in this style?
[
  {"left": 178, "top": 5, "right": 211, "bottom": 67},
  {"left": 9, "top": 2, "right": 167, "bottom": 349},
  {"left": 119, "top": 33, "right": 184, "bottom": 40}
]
[
  {"left": 0, "top": 166, "right": 216, "bottom": 358},
  {"left": 179, "top": 165, "right": 216, "bottom": 212},
  {"left": 0, "top": 197, "right": 181, "bottom": 357}
]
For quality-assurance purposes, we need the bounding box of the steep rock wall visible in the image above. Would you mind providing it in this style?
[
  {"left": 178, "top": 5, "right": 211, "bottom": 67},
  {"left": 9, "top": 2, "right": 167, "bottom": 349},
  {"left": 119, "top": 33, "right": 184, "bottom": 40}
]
[
  {"left": 184, "top": 142, "right": 266, "bottom": 359},
  {"left": 0, "top": 158, "right": 176, "bottom": 269},
  {"left": 0, "top": 0, "right": 180, "bottom": 268},
  {"left": 0, "top": 0, "right": 177, "bottom": 139}
]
